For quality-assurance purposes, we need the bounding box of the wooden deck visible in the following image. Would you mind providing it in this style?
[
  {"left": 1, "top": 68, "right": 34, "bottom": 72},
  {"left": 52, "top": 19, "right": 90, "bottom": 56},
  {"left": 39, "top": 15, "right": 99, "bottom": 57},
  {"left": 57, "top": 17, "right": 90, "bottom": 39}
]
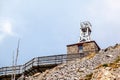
[{"left": 0, "top": 53, "right": 88, "bottom": 80}]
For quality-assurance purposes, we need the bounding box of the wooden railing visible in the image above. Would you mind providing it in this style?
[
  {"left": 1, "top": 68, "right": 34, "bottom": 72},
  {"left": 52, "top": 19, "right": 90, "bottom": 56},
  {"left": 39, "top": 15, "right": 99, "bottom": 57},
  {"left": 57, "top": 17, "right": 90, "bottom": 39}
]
[
  {"left": 0, "top": 65, "right": 23, "bottom": 76},
  {"left": 0, "top": 53, "right": 88, "bottom": 76}
]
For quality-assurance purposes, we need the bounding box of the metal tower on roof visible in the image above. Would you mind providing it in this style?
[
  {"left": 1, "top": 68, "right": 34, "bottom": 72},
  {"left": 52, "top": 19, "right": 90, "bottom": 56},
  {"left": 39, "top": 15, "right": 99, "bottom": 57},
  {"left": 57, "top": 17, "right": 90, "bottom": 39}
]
[{"left": 79, "top": 21, "right": 92, "bottom": 42}]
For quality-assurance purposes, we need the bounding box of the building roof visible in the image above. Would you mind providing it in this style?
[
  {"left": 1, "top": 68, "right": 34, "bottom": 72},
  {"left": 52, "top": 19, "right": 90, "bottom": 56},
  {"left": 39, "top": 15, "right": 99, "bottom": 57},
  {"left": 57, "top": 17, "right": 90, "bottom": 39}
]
[{"left": 67, "top": 40, "right": 101, "bottom": 50}]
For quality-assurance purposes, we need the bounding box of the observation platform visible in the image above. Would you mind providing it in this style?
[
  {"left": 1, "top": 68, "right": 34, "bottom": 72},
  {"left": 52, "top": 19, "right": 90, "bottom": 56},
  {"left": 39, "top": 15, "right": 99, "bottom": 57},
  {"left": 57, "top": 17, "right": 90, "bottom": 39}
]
[{"left": 0, "top": 53, "right": 88, "bottom": 80}]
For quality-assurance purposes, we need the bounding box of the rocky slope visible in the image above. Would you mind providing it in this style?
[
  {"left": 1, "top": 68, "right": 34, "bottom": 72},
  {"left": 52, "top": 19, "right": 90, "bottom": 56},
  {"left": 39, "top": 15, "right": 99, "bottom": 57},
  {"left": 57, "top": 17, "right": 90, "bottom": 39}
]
[{"left": 25, "top": 44, "right": 120, "bottom": 80}]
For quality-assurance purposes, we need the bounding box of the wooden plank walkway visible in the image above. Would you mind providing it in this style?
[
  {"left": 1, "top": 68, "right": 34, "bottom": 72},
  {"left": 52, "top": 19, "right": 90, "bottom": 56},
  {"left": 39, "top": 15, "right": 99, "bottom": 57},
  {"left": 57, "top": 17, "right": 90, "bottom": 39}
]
[{"left": 0, "top": 53, "right": 88, "bottom": 79}]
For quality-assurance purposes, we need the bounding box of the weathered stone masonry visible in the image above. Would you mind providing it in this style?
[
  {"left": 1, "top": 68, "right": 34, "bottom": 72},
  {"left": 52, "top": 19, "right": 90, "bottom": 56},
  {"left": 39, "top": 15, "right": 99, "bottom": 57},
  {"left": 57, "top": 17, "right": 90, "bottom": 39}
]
[{"left": 67, "top": 41, "right": 100, "bottom": 54}]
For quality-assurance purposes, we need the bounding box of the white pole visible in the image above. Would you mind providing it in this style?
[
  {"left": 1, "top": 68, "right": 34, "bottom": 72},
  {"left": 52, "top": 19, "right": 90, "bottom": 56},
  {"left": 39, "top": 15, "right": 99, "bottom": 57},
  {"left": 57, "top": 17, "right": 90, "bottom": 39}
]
[
  {"left": 11, "top": 51, "right": 15, "bottom": 80},
  {"left": 13, "top": 39, "right": 20, "bottom": 80}
]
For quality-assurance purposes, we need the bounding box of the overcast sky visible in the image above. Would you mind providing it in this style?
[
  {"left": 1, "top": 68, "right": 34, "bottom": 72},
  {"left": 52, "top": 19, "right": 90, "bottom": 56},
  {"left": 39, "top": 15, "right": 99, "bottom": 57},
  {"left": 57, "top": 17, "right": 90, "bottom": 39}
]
[{"left": 0, "top": 0, "right": 120, "bottom": 67}]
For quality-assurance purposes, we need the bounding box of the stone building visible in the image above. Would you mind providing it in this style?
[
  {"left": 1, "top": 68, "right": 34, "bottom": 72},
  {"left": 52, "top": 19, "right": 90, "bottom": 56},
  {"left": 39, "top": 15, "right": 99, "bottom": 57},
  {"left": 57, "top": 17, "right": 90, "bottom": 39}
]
[{"left": 67, "top": 40, "right": 100, "bottom": 54}]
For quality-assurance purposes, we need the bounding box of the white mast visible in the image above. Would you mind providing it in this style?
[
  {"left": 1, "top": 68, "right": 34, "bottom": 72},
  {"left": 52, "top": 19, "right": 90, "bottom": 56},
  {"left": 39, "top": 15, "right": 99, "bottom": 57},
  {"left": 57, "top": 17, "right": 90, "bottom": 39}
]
[
  {"left": 13, "top": 39, "right": 20, "bottom": 80},
  {"left": 79, "top": 21, "right": 92, "bottom": 42}
]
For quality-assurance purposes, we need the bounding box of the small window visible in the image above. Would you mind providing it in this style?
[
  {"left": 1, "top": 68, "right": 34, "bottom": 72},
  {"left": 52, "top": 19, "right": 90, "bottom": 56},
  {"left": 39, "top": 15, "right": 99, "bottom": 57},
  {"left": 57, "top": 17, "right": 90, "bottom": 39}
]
[{"left": 79, "top": 45, "right": 83, "bottom": 53}]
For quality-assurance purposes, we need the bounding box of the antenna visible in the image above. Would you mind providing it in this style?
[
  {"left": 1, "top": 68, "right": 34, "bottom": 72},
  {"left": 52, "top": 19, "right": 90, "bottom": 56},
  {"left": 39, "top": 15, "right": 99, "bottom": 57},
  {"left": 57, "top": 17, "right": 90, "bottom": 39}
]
[
  {"left": 11, "top": 51, "right": 15, "bottom": 80},
  {"left": 13, "top": 39, "right": 20, "bottom": 80},
  {"left": 79, "top": 21, "right": 92, "bottom": 42}
]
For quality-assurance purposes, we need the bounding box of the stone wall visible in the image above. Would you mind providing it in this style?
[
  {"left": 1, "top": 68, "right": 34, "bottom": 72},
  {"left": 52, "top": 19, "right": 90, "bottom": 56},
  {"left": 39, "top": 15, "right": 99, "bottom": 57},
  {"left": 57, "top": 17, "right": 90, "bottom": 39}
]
[
  {"left": 83, "top": 42, "right": 98, "bottom": 53},
  {"left": 67, "top": 45, "right": 78, "bottom": 54},
  {"left": 67, "top": 41, "right": 99, "bottom": 54}
]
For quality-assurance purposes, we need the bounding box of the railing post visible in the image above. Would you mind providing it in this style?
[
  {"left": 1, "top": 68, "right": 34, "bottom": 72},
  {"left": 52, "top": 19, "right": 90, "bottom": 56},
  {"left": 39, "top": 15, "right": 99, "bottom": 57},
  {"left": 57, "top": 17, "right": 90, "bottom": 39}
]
[
  {"left": 37, "top": 57, "right": 39, "bottom": 66},
  {"left": 55, "top": 55, "right": 57, "bottom": 64},
  {"left": 32, "top": 58, "right": 34, "bottom": 67},
  {"left": 62, "top": 55, "right": 64, "bottom": 63},
  {"left": 18, "top": 66, "right": 20, "bottom": 74},
  {"left": 24, "top": 64, "right": 26, "bottom": 72},
  {"left": 5, "top": 67, "right": 7, "bottom": 75}
]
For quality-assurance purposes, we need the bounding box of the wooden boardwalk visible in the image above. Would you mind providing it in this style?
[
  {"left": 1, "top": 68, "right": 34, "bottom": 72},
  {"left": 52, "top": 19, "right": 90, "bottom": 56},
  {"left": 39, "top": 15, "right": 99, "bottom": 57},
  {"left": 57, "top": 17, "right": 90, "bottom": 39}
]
[{"left": 0, "top": 53, "right": 88, "bottom": 80}]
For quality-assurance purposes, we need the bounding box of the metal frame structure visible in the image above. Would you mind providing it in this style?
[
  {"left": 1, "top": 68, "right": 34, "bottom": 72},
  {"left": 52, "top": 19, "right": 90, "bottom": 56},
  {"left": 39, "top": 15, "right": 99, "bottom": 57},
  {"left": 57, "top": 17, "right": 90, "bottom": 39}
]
[{"left": 79, "top": 21, "right": 92, "bottom": 42}]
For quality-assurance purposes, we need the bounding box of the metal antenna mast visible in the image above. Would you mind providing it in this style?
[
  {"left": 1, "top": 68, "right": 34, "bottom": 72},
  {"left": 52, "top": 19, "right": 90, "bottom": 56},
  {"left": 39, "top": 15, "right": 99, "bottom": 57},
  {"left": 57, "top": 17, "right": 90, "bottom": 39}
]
[
  {"left": 13, "top": 39, "right": 20, "bottom": 80},
  {"left": 79, "top": 21, "right": 92, "bottom": 42},
  {"left": 11, "top": 51, "right": 15, "bottom": 80}
]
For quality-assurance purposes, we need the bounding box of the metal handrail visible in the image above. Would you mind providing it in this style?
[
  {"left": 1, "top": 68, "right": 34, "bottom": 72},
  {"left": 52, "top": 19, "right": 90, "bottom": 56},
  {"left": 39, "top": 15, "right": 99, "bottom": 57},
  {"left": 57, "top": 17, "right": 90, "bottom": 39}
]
[
  {"left": 0, "top": 65, "right": 23, "bottom": 76},
  {"left": 0, "top": 53, "right": 88, "bottom": 76}
]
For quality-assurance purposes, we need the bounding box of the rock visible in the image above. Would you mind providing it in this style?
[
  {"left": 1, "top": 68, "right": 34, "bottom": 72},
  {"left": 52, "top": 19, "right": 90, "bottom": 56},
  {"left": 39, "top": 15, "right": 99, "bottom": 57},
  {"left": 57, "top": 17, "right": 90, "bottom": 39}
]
[{"left": 91, "top": 67, "right": 120, "bottom": 80}]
